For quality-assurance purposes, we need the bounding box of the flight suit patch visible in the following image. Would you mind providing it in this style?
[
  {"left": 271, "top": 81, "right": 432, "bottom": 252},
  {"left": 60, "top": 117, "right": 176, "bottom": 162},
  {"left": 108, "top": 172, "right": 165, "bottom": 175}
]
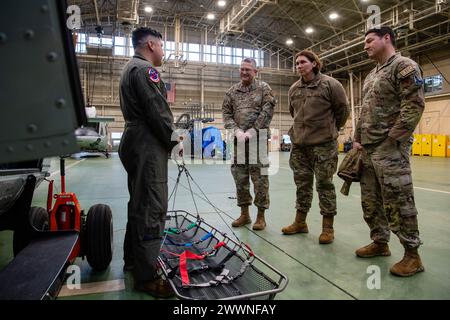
[{"left": 148, "top": 67, "right": 160, "bottom": 83}]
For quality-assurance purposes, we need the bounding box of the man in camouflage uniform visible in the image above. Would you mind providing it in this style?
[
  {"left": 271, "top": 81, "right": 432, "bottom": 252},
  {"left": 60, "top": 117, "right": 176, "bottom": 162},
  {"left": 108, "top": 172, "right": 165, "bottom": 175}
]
[
  {"left": 354, "top": 27, "right": 425, "bottom": 276},
  {"left": 282, "top": 50, "right": 349, "bottom": 244},
  {"left": 222, "top": 58, "right": 276, "bottom": 231}
]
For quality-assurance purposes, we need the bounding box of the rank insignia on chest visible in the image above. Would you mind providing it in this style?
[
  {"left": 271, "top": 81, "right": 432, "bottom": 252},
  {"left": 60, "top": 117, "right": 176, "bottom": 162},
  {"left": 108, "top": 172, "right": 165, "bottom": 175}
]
[{"left": 148, "top": 67, "right": 160, "bottom": 83}]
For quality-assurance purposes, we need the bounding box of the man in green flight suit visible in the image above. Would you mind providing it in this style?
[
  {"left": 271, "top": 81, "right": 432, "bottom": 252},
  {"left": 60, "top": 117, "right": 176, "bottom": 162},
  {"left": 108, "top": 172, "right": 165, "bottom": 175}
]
[{"left": 119, "top": 27, "right": 180, "bottom": 297}]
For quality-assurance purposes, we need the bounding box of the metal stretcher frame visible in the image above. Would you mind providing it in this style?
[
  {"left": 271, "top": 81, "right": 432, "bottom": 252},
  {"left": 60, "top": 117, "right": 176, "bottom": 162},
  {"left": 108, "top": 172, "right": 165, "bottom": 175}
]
[{"left": 158, "top": 210, "right": 289, "bottom": 300}]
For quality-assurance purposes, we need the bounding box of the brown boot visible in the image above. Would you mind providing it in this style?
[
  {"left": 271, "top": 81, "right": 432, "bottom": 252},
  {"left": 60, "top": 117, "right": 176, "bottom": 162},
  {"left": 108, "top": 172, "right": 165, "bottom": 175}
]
[
  {"left": 390, "top": 247, "right": 425, "bottom": 277},
  {"left": 281, "top": 210, "right": 308, "bottom": 235},
  {"left": 231, "top": 206, "right": 252, "bottom": 227},
  {"left": 355, "top": 242, "right": 391, "bottom": 258},
  {"left": 319, "top": 216, "right": 334, "bottom": 244},
  {"left": 134, "top": 278, "right": 175, "bottom": 298},
  {"left": 252, "top": 208, "right": 266, "bottom": 231}
]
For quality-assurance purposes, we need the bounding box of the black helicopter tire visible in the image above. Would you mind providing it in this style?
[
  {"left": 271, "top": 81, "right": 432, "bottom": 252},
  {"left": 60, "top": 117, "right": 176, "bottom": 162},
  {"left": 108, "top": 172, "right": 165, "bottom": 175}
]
[{"left": 85, "top": 204, "right": 113, "bottom": 271}]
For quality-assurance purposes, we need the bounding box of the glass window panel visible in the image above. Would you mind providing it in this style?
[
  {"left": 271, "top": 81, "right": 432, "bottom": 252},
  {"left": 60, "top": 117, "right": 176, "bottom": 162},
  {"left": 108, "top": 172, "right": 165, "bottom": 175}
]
[
  {"left": 89, "top": 36, "right": 100, "bottom": 45},
  {"left": 211, "top": 45, "right": 217, "bottom": 54},
  {"left": 102, "top": 37, "right": 113, "bottom": 46},
  {"left": 114, "top": 46, "right": 125, "bottom": 56},
  {"left": 189, "top": 43, "right": 200, "bottom": 52},
  {"left": 75, "top": 43, "right": 84, "bottom": 53},
  {"left": 243, "top": 49, "right": 252, "bottom": 58},
  {"left": 165, "top": 41, "right": 174, "bottom": 50},
  {"left": 115, "top": 36, "right": 125, "bottom": 46},
  {"left": 165, "top": 49, "right": 174, "bottom": 58},
  {"left": 129, "top": 47, "right": 134, "bottom": 56},
  {"left": 75, "top": 33, "right": 86, "bottom": 43},
  {"left": 189, "top": 52, "right": 200, "bottom": 61},
  {"left": 224, "top": 55, "right": 232, "bottom": 64},
  {"left": 424, "top": 75, "right": 443, "bottom": 94},
  {"left": 111, "top": 132, "right": 122, "bottom": 139},
  {"left": 436, "top": 77, "right": 443, "bottom": 90},
  {"left": 224, "top": 46, "right": 232, "bottom": 55},
  {"left": 234, "top": 48, "right": 242, "bottom": 57}
]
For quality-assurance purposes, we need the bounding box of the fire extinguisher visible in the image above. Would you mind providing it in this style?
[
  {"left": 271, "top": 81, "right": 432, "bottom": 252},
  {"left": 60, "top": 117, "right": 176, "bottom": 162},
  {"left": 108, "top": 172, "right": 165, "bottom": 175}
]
[{"left": 56, "top": 205, "right": 74, "bottom": 230}]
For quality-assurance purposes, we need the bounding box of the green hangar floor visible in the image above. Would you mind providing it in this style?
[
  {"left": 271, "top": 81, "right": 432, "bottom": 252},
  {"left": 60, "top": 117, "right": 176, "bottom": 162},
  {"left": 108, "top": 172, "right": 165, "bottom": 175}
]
[{"left": 1, "top": 153, "right": 449, "bottom": 300}]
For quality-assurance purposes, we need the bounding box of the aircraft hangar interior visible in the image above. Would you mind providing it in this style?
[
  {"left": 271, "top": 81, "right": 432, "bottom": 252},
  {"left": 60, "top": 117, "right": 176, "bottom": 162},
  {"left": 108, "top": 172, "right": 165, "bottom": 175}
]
[{"left": 1, "top": 0, "right": 450, "bottom": 302}]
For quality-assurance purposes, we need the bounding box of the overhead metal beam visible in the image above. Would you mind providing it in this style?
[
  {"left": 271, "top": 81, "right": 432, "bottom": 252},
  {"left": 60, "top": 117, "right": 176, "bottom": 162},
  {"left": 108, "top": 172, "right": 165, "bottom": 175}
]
[
  {"left": 217, "top": 0, "right": 278, "bottom": 44},
  {"left": 92, "top": 0, "right": 101, "bottom": 26}
]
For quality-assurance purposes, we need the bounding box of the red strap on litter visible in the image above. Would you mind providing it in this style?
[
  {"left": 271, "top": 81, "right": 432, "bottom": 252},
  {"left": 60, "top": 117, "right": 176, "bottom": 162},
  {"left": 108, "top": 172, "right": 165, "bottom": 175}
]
[
  {"left": 244, "top": 243, "right": 254, "bottom": 257},
  {"left": 162, "top": 242, "right": 227, "bottom": 286},
  {"left": 179, "top": 251, "right": 206, "bottom": 286},
  {"left": 214, "top": 242, "right": 226, "bottom": 250}
]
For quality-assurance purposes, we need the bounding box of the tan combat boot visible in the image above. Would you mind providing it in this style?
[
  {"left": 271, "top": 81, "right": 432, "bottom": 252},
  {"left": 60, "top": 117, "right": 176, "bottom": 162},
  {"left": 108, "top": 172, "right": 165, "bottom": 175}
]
[
  {"left": 281, "top": 210, "right": 308, "bottom": 235},
  {"left": 390, "top": 247, "right": 425, "bottom": 277},
  {"left": 319, "top": 216, "right": 334, "bottom": 244},
  {"left": 355, "top": 242, "right": 391, "bottom": 258},
  {"left": 231, "top": 206, "right": 252, "bottom": 227},
  {"left": 252, "top": 208, "right": 266, "bottom": 231}
]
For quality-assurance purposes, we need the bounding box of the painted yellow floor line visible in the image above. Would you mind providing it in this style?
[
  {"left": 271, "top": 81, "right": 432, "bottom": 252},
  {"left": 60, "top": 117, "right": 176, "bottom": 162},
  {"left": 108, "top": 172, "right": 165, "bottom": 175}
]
[
  {"left": 58, "top": 279, "right": 125, "bottom": 297},
  {"left": 49, "top": 159, "right": 86, "bottom": 178}
]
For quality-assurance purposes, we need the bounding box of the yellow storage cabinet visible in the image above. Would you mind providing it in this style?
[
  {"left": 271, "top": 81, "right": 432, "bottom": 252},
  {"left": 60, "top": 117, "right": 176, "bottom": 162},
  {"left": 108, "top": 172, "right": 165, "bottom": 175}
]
[
  {"left": 421, "top": 134, "right": 432, "bottom": 156},
  {"left": 412, "top": 134, "right": 422, "bottom": 156},
  {"left": 447, "top": 136, "right": 450, "bottom": 158},
  {"left": 432, "top": 135, "right": 447, "bottom": 157}
]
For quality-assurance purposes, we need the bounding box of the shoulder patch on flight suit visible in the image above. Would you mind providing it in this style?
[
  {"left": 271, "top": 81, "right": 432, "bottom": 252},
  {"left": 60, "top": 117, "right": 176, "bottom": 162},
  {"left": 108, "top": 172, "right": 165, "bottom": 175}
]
[
  {"left": 399, "top": 65, "right": 415, "bottom": 78},
  {"left": 148, "top": 67, "right": 160, "bottom": 83}
]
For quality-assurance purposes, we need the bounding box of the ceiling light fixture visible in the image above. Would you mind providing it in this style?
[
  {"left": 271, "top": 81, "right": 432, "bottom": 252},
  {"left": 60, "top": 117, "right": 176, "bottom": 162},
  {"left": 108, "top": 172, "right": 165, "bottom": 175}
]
[
  {"left": 207, "top": 13, "right": 215, "bottom": 20},
  {"left": 144, "top": 6, "right": 153, "bottom": 13},
  {"left": 286, "top": 38, "right": 294, "bottom": 45},
  {"left": 217, "top": 0, "right": 226, "bottom": 7},
  {"left": 305, "top": 27, "right": 314, "bottom": 34},
  {"left": 329, "top": 12, "right": 339, "bottom": 20}
]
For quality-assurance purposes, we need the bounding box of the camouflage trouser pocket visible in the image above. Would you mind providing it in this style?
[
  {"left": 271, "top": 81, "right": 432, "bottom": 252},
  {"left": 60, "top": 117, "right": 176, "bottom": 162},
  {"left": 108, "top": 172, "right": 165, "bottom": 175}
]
[
  {"left": 381, "top": 167, "right": 416, "bottom": 217},
  {"left": 314, "top": 141, "right": 338, "bottom": 177},
  {"left": 382, "top": 166, "right": 411, "bottom": 192}
]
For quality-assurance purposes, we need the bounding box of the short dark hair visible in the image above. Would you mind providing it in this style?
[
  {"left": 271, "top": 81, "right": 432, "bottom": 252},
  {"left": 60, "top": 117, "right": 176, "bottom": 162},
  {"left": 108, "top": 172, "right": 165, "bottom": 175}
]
[
  {"left": 365, "top": 26, "right": 396, "bottom": 47},
  {"left": 131, "top": 27, "right": 162, "bottom": 49},
  {"left": 241, "top": 57, "right": 257, "bottom": 69},
  {"left": 295, "top": 50, "right": 322, "bottom": 74}
]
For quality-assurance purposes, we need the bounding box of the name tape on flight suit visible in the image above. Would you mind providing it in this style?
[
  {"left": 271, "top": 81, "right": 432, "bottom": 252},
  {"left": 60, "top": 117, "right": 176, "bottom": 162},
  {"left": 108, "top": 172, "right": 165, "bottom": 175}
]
[{"left": 399, "top": 65, "right": 415, "bottom": 78}]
